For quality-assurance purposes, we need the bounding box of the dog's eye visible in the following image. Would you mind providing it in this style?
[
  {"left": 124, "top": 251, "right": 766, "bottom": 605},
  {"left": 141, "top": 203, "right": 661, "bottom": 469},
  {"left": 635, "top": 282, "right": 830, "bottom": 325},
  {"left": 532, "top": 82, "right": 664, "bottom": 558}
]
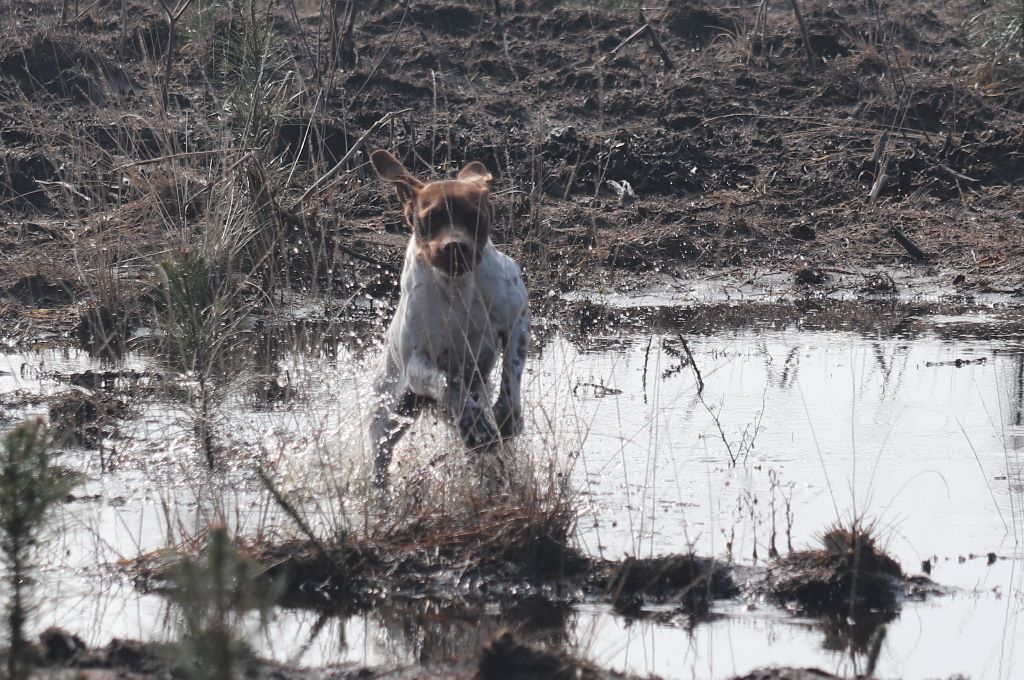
[
  {"left": 418, "top": 207, "right": 449, "bottom": 236},
  {"left": 451, "top": 205, "right": 487, "bottom": 234}
]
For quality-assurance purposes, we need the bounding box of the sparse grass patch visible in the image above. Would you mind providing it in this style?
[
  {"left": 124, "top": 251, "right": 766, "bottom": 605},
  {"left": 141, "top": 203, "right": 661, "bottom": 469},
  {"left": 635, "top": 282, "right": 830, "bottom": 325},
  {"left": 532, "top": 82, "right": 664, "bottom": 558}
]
[
  {"left": 220, "top": 0, "right": 293, "bottom": 152},
  {"left": 768, "top": 516, "right": 904, "bottom": 616},
  {"left": 153, "top": 248, "right": 253, "bottom": 466},
  {"left": 968, "top": 0, "right": 1024, "bottom": 82}
]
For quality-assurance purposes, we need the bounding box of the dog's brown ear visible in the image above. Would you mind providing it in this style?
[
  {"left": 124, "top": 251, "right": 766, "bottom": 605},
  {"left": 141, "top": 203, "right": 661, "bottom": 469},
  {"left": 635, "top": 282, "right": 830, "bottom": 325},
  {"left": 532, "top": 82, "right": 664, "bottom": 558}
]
[
  {"left": 370, "top": 150, "right": 423, "bottom": 201},
  {"left": 458, "top": 161, "right": 492, "bottom": 188}
]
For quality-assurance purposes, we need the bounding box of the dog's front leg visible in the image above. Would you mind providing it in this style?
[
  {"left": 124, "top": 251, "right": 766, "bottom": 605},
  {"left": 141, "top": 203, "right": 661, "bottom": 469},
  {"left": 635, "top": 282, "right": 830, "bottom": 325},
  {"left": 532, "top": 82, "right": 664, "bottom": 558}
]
[
  {"left": 404, "top": 352, "right": 448, "bottom": 402},
  {"left": 406, "top": 352, "right": 497, "bottom": 449},
  {"left": 448, "top": 381, "right": 499, "bottom": 449},
  {"left": 370, "top": 356, "right": 413, "bottom": 488},
  {"left": 493, "top": 309, "right": 530, "bottom": 438}
]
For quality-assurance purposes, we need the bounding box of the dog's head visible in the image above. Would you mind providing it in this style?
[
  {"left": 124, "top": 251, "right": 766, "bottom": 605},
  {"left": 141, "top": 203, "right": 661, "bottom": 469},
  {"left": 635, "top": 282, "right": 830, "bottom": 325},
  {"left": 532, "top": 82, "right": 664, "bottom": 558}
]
[{"left": 370, "top": 149, "right": 494, "bottom": 278}]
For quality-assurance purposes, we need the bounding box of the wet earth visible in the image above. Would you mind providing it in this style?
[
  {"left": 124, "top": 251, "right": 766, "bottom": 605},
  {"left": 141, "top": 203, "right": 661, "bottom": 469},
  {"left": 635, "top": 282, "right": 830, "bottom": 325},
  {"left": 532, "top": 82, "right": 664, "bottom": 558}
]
[{"left": 0, "top": 0, "right": 1022, "bottom": 678}]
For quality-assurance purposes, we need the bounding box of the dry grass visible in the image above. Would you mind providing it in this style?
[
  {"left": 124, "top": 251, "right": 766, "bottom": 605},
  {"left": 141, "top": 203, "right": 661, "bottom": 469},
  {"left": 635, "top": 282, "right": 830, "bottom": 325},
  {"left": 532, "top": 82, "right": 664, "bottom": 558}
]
[{"left": 769, "top": 516, "right": 904, "bottom": 615}]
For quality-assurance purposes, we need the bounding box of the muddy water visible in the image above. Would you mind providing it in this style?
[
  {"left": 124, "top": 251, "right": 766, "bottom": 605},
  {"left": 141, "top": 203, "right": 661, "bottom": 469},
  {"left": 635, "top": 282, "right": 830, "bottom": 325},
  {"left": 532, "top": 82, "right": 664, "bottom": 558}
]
[{"left": 2, "top": 298, "right": 1023, "bottom": 679}]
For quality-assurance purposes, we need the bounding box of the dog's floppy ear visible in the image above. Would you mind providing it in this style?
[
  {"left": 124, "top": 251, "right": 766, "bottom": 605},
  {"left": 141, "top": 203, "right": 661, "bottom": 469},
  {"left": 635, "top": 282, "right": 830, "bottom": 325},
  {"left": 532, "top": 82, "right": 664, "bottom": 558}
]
[
  {"left": 370, "top": 150, "right": 423, "bottom": 202},
  {"left": 458, "top": 161, "right": 492, "bottom": 189}
]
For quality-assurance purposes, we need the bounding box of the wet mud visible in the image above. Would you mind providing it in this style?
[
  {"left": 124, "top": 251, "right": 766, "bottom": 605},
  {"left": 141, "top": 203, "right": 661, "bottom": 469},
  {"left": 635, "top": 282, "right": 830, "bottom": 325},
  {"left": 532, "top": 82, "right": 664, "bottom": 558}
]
[
  {"left": 0, "top": 1, "right": 1022, "bottom": 678},
  {"left": 1, "top": 0, "right": 1023, "bottom": 346}
]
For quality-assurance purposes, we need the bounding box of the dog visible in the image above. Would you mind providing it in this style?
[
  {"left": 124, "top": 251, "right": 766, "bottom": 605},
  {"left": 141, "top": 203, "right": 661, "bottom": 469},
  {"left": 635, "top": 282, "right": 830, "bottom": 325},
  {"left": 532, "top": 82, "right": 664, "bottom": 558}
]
[{"left": 367, "top": 149, "right": 530, "bottom": 487}]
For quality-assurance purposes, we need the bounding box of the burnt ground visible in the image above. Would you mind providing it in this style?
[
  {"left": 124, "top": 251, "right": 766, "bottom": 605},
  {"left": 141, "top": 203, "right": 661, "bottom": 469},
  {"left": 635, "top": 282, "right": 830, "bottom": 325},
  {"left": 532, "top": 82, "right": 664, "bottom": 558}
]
[{"left": 1, "top": 0, "right": 1024, "bottom": 344}]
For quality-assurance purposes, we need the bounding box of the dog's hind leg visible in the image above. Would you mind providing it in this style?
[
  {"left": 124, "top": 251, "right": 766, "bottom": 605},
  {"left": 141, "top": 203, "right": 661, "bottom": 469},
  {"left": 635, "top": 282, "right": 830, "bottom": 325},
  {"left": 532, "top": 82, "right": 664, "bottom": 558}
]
[
  {"left": 494, "top": 307, "right": 530, "bottom": 438},
  {"left": 369, "top": 396, "right": 410, "bottom": 488}
]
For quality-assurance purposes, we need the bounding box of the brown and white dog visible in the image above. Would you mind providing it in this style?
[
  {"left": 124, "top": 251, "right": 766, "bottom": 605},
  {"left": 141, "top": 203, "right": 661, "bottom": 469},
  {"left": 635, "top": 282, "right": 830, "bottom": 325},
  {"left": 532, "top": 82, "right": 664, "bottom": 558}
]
[{"left": 368, "top": 150, "right": 530, "bottom": 487}]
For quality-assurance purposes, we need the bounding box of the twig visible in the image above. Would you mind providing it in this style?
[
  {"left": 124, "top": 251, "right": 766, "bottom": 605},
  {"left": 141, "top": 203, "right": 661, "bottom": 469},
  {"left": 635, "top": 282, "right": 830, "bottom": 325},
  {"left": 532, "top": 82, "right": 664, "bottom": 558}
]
[
  {"left": 890, "top": 227, "right": 928, "bottom": 261},
  {"left": 645, "top": 25, "right": 675, "bottom": 69},
  {"left": 606, "top": 25, "right": 649, "bottom": 60},
  {"left": 868, "top": 132, "right": 889, "bottom": 170},
  {"left": 640, "top": 11, "right": 674, "bottom": 70},
  {"left": 256, "top": 467, "right": 352, "bottom": 573},
  {"left": 931, "top": 163, "right": 979, "bottom": 184},
  {"left": 868, "top": 156, "right": 890, "bottom": 204},
  {"left": 679, "top": 335, "right": 741, "bottom": 467},
  {"left": 603, "top": 20, "right": 674, "bottom": 83},
  {"left": 292, "top": 108, "right": 411, "bottom": 208},
  {"left": 113, "top": 148, "right": 252, "bottom": 171},
  {"left": 156, "top": 0, "right": 196, "bottom": 113},
  {"left": 66, "top": 0, "right": 102, "bottom": 23},
  {"left": 679, "top": 336, "right": 704, "bottom": 396},
  {"left": 284, "top": 0, "right": 318, "bottom": 81},
  {"left": 788, "top": 0, "right": 816, "bottom": 73}
]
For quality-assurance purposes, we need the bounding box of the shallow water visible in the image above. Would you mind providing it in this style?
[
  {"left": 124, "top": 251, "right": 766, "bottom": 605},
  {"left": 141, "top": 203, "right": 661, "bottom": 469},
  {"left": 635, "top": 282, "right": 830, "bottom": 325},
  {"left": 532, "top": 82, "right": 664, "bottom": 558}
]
[{"left": 2, "top": 297, "right": 1023, "bottom": 679}]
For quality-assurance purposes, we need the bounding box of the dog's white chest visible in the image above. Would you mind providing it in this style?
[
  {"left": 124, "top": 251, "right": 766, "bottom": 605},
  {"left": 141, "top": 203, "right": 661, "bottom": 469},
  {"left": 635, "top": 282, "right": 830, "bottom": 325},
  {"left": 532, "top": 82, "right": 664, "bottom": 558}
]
[{"left": 389, "top": 241, "right": 523, "bottom": 386}]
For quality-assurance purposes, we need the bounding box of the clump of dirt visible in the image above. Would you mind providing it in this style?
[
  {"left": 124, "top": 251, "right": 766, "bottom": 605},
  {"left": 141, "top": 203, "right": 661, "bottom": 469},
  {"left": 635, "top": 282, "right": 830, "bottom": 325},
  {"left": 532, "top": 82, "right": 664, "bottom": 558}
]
[
  {"left": 768, "top": 522, "right": 904, "bottom": 615},
  {"left": 476, "top": 630, "right": 632, "bottom": 680},
  {"left": 600, "top": 554, "right": 736, "bottom": 615},
  {"left": 1, "top": 274, "right": 79, "bottom": 308},
  {"left": 130, "top": 531, "right": 733, "bottom": 618},
  {"left": 664, "top": 0, "right": 738, "bottom": 44},
  {"left": 0, "top": 32, "right": 134, "bottom": 105},
  {"left": 47, "top": 390, "right": 131, "bottom": 449},
  {"left": 0, "top": 149, "right": 58, "bottom": 210}
]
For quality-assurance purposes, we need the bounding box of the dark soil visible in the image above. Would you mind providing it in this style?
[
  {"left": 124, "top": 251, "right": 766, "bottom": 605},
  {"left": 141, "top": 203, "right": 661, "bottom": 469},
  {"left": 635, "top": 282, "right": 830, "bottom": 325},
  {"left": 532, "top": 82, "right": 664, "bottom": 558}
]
[
  {"left": 0, "top": 1, "right": 1010, "bottom": 676},
  {"left": 767, "top": 523, "right": 906, "bottom": 615},
  {"left": 1, "top": 0, "right": 1022, "bottom": 344},
  {"left": 130, "top": 535, "right": 736, "bottom": 618}
]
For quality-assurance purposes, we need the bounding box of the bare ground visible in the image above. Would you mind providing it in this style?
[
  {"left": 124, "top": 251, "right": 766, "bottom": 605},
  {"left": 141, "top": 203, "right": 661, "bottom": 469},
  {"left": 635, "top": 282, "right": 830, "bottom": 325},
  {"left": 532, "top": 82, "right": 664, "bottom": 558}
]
[{"left": 1, "top": 0, "right": 1023, "bottom": 344}]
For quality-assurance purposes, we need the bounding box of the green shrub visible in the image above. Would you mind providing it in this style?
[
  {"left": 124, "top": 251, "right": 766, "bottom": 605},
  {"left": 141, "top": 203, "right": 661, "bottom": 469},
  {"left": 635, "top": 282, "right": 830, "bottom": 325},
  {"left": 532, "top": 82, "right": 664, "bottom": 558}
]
[
  {"left": 0, "top": 419, "right": 75, "bottom": 680},
  {"left": 168, "top": 526, "right": 282, "bottom": 680}
]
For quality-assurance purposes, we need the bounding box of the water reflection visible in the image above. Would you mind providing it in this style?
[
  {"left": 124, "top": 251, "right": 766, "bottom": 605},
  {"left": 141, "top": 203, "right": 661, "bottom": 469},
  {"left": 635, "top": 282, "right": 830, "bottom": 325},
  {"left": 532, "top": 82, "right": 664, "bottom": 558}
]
[{"left": 5, "top": 297, "right": 1024, "bottom": 679}]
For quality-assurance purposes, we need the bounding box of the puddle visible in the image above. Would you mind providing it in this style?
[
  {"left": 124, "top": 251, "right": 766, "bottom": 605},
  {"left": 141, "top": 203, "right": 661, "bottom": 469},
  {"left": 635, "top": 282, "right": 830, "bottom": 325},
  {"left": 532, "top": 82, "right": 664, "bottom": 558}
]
[{"left": 2, "top": 298, "right": 1023, "bottom": 679}]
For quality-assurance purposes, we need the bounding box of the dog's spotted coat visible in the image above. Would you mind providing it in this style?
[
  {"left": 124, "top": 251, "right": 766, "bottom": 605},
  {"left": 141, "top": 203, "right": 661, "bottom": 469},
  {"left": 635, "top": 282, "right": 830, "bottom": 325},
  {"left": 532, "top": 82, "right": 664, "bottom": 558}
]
[{"left": 368, "top": 150, "right": 530, "bottom": 487}]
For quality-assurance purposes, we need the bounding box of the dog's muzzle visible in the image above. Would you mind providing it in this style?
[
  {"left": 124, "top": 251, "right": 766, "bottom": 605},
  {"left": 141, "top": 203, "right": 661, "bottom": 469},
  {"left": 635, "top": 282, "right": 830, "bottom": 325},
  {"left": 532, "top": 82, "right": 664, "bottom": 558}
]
[{"left": 438, "top": 241, "right": 474, "bottom": 277}]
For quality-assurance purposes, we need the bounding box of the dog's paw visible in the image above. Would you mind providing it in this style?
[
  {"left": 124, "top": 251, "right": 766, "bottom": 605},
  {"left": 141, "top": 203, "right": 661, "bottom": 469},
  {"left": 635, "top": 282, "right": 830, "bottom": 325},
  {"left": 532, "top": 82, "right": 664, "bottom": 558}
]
[
  {"left": 493, "top": 399, "right": 523, "bottom": 439},
  {"left": 458, "top": 407, "right": 499, "bottom": 449}
]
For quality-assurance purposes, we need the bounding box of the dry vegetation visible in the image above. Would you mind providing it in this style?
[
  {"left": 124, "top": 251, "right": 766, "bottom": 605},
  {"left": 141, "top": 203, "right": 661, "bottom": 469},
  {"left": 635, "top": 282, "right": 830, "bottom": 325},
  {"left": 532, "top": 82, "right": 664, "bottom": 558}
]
[
  {"left": 1, "top": 0, "right": 1023, "bottom": 350},
  {"left": 0, "top": 0, "right": 1014, "bottom": 677}
]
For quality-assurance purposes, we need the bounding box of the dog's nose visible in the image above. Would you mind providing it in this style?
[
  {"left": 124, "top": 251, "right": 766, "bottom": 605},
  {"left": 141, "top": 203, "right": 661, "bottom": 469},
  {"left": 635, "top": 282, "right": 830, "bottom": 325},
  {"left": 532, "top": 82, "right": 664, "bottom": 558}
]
[{"left": 441, "top": 241, "right": 473, "bottom": 276}]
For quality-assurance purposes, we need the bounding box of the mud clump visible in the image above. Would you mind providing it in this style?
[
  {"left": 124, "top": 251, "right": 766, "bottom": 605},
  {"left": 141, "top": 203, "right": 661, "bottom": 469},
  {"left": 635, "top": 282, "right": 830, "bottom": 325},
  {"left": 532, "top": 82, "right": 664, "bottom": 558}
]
[
  {"left": 665, "top": 0, "right": 737, "bottom": 44},
  {"left": 0, "top": 150, "right": 58, "bottom": 210},
  {"left": 0, "top": 33, "right": 132, "bottom": 105},
  {"left": 601, "top": 554, "right": 736, "bottom": 615},
  {"left": 768, "top": 524, "right": 904, "bottom": 615},
  {"left": 48, "top": 391, "right": 130, "bottom": 449},
  {"left": 2, "top": 274, "right": 77, "bottom": 307},
  {"left": 39, "top": 627, "right": 86, "bottom": 664},
  {"left": 477, "top": 630, "right": 631, "bottom": 680}
]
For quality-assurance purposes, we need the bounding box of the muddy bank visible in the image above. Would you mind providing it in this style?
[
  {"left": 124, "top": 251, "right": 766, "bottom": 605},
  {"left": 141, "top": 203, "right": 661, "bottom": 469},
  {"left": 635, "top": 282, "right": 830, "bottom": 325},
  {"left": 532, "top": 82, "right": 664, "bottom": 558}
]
[
  {"left": 1, "top": 0, "right": 1023, "bottom": 348},
  {"left": 27, "top": 626, "right": 862, "bottom": 679},
  {"left": 130, "top": 529, "right": 737, "bottom": 617}
]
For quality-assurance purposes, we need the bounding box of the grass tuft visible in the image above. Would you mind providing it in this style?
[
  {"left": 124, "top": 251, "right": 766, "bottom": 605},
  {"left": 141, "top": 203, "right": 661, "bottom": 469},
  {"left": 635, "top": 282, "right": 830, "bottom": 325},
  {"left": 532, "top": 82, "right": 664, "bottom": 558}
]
[
  {"left": 969, "top": 0, "right": 1024, "bottom": 82},
  {"left": 769, "top": 516, "right": 903, "bottom": 615},
  {"left": 166, "top": 525, "right": 283, "bottom": 680},
  {"left": 0, "top": 419, "right": 77, "bottom": 680}
]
